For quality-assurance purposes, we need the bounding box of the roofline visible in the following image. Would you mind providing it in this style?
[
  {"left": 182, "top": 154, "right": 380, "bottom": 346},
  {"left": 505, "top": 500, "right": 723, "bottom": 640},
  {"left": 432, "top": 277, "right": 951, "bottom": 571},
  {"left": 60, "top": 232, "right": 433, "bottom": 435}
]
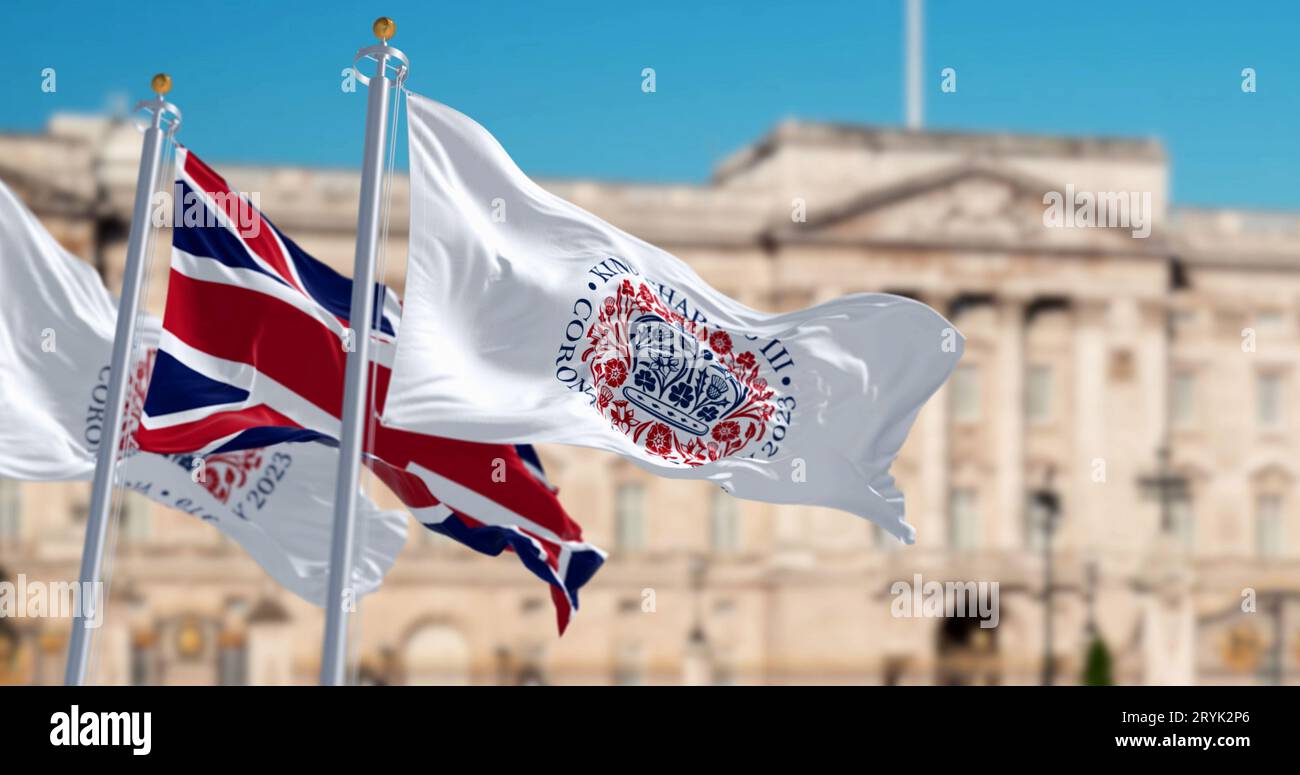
[{"left": 714, "top": 120, "right": 1167, "bottom": 182}]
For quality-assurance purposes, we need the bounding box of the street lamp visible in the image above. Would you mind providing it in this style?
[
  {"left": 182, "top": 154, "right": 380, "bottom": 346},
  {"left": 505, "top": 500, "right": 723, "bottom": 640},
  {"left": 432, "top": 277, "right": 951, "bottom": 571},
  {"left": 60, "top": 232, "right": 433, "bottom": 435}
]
[
  {"left": 682, "top": 554, "right": 714, "bottom": 686},
  {"left": 1031, "top": 468, "right": 1062, "bottom": 685},
  {"left": 1139, "top": 445, "right": 1190, "bottom": 536}
]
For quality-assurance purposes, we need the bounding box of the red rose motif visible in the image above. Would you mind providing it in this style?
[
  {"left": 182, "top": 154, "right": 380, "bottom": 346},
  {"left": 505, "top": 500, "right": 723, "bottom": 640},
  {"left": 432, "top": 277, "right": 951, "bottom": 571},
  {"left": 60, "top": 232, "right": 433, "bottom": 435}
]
[
  {"left": 711, "top": 421, "right": 741, "bottom": 444},
  {"left": 598, "top": 386, "right": 614, "bottom": 410},
  {"left": 603, "top": 296, "right": 617, "bottom": 316},
  {"left": 736, "top": 352, "right": 757, "bottom": 370},
  {"left": 201, "top": 450, "right": 263, "bottom": 504},
  {"left": 604, "top": 359, "right": 628, "bottom": 387},
  {"left": 645, "top": 423, "right": 674, "bottom": 456},
  {"left": 709, "top": 331, "right": 733, "bottom": 355},
  {"left": 753, "top": 377, "right": 768, "bottom": 392},
  {"left": 217, "top": 467, "right": 240, "bottom": 499}
]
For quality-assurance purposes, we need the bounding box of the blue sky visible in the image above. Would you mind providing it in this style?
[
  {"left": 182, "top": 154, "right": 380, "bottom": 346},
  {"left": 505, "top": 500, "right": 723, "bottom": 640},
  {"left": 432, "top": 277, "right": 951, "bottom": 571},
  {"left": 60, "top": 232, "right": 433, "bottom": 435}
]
[{"left": 5, "top": 1, "right": 1298, "bottom": 208}]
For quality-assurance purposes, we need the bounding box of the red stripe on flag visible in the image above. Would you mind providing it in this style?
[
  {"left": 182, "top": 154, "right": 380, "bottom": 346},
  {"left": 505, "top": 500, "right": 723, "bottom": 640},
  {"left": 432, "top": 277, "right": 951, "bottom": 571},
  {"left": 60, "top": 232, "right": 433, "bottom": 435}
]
[
  {"left": 551, "top": 586, "right": 573, "bottom": 634},
  {"left": 370, "top": 426, "right": 585, "bottom": 542},
  {"left": 367, "top": 456, "right": 441, "bottom": 510},
  {"left": 135, "top": 404, "right": 307, "bottom": 454},
  {"left": 183, "top": 151, "right": 304, "bottom": 294},
  {"left": 162, "top": 270, "right": 391, "bottom": 419}
]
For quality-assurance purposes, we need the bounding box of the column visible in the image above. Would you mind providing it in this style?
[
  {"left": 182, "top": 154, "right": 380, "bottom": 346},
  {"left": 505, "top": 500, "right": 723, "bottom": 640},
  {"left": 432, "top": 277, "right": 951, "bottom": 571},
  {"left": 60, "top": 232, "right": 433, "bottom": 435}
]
[
  {"left": 997, "top": 295, "right": 1027, "bottom": 550},
  {"left": 1073, "top": 299, "right": 1108, "bottom": 551}
]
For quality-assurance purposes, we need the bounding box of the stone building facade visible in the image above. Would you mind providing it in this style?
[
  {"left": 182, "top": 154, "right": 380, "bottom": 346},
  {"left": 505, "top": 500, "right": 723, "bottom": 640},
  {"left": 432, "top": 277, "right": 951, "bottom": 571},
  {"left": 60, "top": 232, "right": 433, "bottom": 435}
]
[{"left": 1, "top": 111, "right": 1297, "bottom": 684}]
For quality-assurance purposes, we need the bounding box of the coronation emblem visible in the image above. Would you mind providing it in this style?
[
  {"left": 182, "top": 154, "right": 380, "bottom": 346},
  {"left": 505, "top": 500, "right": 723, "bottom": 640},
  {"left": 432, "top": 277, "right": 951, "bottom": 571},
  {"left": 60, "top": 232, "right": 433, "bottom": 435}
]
[
  {"left": 169, "top": 449, "right": 265, "bottom": 505},
  {"left": 582, "top": 279, "right": 776, "bottom": 466}
]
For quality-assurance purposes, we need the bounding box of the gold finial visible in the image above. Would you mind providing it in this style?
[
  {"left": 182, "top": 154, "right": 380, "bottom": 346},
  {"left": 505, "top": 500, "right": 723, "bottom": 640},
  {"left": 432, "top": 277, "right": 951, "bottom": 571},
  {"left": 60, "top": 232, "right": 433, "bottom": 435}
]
[
  {"left": 151, "top": 73, "right": 172, "bottom": 96},
  {"left": 373, "top": 16, "right": 396, "bottom": 42}
]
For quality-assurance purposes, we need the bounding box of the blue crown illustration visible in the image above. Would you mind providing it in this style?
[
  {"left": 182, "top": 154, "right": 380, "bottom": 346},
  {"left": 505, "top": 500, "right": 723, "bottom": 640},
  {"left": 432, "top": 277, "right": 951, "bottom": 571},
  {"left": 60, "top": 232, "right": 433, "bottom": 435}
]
[{"left": 621, "top": 313, "right": 747, "bottom": 436}]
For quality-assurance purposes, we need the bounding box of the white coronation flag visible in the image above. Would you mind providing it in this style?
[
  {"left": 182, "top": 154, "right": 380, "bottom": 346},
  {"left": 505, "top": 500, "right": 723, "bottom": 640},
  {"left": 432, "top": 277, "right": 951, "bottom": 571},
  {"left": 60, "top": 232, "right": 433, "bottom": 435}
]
[
  {"left": 384, "top": 93, "right": 963, "bottom": 543},
  {"left": 0, "top": 177, "right": 407, "bottom": 603}
]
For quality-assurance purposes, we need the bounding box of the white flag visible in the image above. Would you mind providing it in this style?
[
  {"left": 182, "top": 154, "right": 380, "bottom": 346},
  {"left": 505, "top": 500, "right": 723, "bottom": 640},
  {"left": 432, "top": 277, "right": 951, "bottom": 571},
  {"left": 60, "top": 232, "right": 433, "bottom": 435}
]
[
  {"left": 384, "top": 93, "right": 963, "bottom": 543},
  {"left": 0, "top": 177, "right": 407, "bottom": 603}
]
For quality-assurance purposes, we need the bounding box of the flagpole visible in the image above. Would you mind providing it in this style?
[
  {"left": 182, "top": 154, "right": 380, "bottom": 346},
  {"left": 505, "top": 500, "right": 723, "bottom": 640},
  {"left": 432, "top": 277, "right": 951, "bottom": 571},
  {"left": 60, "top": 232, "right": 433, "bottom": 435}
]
[
  {"left": 65, "top": 75, "right": 181, "bottom": 686},
  {"left": 320, "top": 17, "right": 408, "bottom": 685}
]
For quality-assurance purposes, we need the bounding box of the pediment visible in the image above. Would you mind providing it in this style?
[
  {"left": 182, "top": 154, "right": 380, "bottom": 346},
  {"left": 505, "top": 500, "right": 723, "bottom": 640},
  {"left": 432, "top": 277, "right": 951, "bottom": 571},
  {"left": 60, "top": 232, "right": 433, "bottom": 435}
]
[
  {"left": 778, "top": 163, "right": 1163, "bottom": 253},
  {"left": 0, "top": 161, "right": 93, "bottom": 217}
]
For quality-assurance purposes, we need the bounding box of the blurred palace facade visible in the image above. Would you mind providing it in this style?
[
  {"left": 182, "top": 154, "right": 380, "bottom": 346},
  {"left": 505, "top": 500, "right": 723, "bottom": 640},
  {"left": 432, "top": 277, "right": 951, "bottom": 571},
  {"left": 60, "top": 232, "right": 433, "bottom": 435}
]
[{"left": 1, "top": 112, "right": 1298, "bottom": 685}]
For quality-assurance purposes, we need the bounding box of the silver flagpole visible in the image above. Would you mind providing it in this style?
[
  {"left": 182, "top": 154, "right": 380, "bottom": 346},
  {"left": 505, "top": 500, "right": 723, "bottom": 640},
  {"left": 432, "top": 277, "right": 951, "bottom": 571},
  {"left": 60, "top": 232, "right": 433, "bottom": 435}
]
[
  {"left": 65, "top": 74, "right": 181, "bottom": 686},
  {"left": 320, "top": 17, "right": 408, "bottom": 685}
]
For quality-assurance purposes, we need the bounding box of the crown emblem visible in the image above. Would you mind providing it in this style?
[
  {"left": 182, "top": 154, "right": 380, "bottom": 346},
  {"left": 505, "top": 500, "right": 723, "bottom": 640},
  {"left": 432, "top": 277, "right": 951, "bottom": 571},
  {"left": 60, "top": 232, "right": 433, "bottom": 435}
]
[
  {"left": 621, "top": 313, "right": 747, "bottom": 436},
  {"left": 580, "top": 277, "right": 778, "bottom": 467}
]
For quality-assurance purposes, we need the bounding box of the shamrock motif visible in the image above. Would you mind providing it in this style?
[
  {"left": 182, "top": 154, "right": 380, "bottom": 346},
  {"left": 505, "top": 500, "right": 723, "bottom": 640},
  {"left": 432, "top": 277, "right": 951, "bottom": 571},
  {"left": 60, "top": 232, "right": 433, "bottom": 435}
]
[{"left": 668, "top": 383, "right": 695, "bottom": 408}]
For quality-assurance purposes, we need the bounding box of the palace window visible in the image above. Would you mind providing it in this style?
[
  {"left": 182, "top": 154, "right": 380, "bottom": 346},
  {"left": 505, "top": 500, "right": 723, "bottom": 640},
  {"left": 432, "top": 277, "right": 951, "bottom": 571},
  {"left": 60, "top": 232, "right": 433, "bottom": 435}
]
[
  {"left": 130, "top": 637, "right": 158, "bottom": 686},
  {"left": 1026, "top": 365, "right": 1053, "bottom": 424},
  {"left": 613, "top": 642, "right": 645, "bottom": 686},
  {"left": 1256, "top": 494, "right": 1283, "bottom": 558},
  {"left": 1171, "top": 371, "right": 1197, "bottom": 428},
  {"left": 118, "top": 491, "right": 152, "bottom": 545},
  {"left": 218, "top": 636, "right": 248, "bottom": 686},
  {"left": 1170, "top": 309, "right": 1197, "bottom": 332},
  {"left": 712, "top": 646, "right": 737, "bottom": 686},
  {"left": 710, "top": 489, "right": 740, "bottom": 554},
  {"left": 1257, "top": 309, "right": 1284, "bottom": 328},
  {"left": 0, "top": 478, "right": 20, "bottom": 544},
  {"left": 615, "top": 483, "right": 646, "bottom": 553},
  {"left": 951, "top": 365, "right": 981, "bottom": 423},
  {"left": 947, "top": 489, "right": 979, "bottom": 551},
  {"left": 1169, "top": 498, "right": 1195, "bottom": 549},
  {"left": 1257, "top": 373, "right": 1284, "bottom": 429}
]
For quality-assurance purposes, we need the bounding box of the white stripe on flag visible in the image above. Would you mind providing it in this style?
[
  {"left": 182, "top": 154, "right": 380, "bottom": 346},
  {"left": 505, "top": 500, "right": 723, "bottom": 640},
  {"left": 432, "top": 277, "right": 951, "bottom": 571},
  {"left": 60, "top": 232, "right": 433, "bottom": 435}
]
[{"left": 142, "top": 331, "right": 343, "bottom": 438}]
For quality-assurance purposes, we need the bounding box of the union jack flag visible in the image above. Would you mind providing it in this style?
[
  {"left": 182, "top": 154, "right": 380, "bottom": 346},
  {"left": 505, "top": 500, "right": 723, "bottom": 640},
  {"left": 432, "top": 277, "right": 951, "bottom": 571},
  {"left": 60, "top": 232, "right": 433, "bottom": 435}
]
[{"left": 136, "top": 147, "right": 604, "bottom": 632}]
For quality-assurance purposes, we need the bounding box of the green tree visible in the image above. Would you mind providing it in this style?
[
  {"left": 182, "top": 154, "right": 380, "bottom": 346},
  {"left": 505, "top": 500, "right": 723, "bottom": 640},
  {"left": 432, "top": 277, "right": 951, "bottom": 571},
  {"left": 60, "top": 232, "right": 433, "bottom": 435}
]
[{"left": 1082, "top": 634, "right": 1113, "bottom": 686}]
